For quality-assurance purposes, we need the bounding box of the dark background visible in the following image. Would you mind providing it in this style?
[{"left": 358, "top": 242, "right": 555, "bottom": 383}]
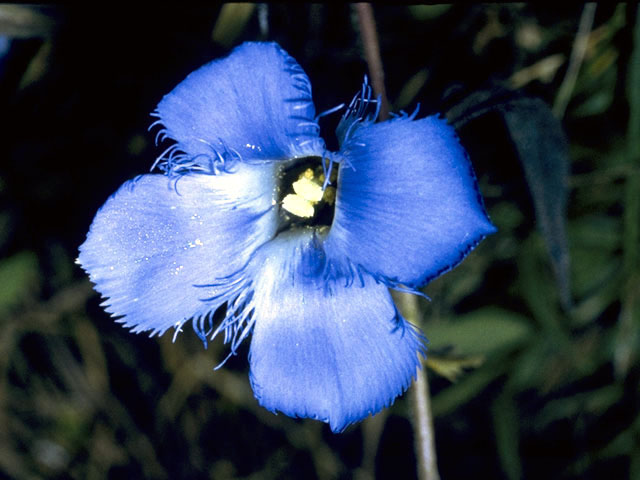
[{"left": 0, "top": 4, "right": 638, "bottom": 479}]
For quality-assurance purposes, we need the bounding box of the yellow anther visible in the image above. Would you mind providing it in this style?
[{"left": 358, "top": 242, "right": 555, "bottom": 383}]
[
  {"left": 322, "top": 186, "right": 336, "bottom": 205},
  {"left": 292, "top": 176, "right": 324, "bottom": 202},
  {"left": 282, "top": 194, "right": 315, "bottom": 218}
]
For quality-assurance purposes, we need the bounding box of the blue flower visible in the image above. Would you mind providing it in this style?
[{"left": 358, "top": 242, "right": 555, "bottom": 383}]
[{"left": 78, "top": 42, "right": 496, "bottom": 432}]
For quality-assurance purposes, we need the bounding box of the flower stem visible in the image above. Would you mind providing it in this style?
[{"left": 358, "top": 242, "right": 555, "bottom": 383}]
[
  {"left": 393, "top": 291, "right": 440, "bottom": 480},
  {"left": 553, "top": 3, "right": 597, "bottom": 118},
  {"left": 412, "top": 365, "right": 440, "bottom": 480},
  {"left": 353, "top": 3, "right": 390, "bottom": 120}
]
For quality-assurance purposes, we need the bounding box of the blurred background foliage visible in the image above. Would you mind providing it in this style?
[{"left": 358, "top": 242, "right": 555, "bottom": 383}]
[{"left": 0, "top": 3, "right": 638, "bottom": 479}]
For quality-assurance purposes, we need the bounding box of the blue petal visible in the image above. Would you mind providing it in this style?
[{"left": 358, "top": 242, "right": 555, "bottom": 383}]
[
  {"left": 77, "top": 164, "right": 278, "bottom": 337},
  {"left": 246, "top": 230, "right": 425, "bottom": 432},
  {"left": 154, "top": 42, "right": 325, "bottom": 174},
  {"left": 325, "top": 115, "right": 496, "bottom": 288}
]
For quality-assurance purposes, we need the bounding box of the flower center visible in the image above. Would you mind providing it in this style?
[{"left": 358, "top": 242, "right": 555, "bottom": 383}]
[{"left": 278, "top": 157, "right": 337, "bottom": 230}]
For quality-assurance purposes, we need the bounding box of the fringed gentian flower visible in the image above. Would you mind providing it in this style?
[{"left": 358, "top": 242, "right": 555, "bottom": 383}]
[{"left": 78, "top": 42, "right": 496, "bottom": 432}]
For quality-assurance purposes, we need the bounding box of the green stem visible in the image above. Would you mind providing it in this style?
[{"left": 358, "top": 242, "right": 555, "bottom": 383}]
[
  {"left": 624, "top": 5, "right": 640, "bottom": 274},
  {"left": 553, "top": 3, "right": 597, "bottom": 118},
  {"left": 353, "top": 3, "right": 390, "bottom": 120},
  {"left": 394, "top": 291, "right": 440, "bottom": 480},
  {"left": 411, "top": 365, "right": 440, "bottom": 480}
]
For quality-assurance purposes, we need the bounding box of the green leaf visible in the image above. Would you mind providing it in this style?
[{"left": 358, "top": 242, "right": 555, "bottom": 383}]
[
  {"left": 502, "top": 98, "right": 572, "bottom": 310},
  {"left": 394, "top": 69, "right": 428, "bottom": 111},
  {"left": 431, "top": 359, "right": 508, "bottom": 417},
  {"left": 490, "top": 201, "right": 525, "bottom": 232},
  {"left": 211, "top": 3, "right": 255, "bottom": 47},
  {"left": 426, "top": 353, "right": 485, "bottom": 382},
  {"left": 0, "top": 251, "right": 40, "bottom": 316},
  {"left": 570, "top": 244, "right": 619, "bottom": 300},
  {"left": 407, "top": 5, "right": 451, "bottom": 21},
  {"left": 572, "top": 87, "right": 614, "bottom": 117},
  {"left": 569, "top": 214, "right": 621, "bottom": 251},
  {"left": 426, "top": 307, "right": 533, "bottom": 356},
  {"left": 516, "top": 234, "right": 568, "bottom": 336},
  {"left": 535, "top": 384, "right": 623, "bottom": 429},
  {"left": 624, "top": 5, "right": 640, "bottom": 274},
  {"left": 493, "top": 391, "right": 523, "bottom": 480},
  {"left": 507, "top": 338, "right": 550, "bottom": 392}
]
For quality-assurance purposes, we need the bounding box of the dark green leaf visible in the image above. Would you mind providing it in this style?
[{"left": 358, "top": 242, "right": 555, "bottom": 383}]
[
  {"left": 502, "top": 97, "right": 572, "bottom": 311},
  {"left": 426, "top": 307, "right": 533, "bottom": 356}
]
